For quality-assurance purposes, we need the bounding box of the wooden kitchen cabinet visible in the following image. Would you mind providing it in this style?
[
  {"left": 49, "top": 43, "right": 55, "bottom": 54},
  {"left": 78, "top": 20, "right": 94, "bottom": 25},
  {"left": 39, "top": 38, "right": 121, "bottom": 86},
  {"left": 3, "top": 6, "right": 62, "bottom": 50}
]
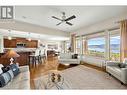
[
  {"left": 4, "top": 39, "right": 16, "bottom": 48},
  {"left": 16, "top": 38, "right": 26, "bottom": 43},
  {"left": 4, "top": 38, "right": 38, "bottom": 48},
  {"left": 26, "top": 40, "right": 38, "bottom": 48}
]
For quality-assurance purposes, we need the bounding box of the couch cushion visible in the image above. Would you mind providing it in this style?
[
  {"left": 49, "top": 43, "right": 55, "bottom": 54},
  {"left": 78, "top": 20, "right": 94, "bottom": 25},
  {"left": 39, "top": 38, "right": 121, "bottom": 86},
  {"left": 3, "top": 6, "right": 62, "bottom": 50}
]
[
  {"left": 118, "top": 63, "right": 127, "bottom": 68},
  {"left": 60, "top": 53, "right": 72, "bottom": 59},
  {"left": 7, "top": 70, "right": 14, "bottom": 80},
  {"left": 0, "top": 74, "right": 5, "bottom": 87},
  {"left": 59, "top": 59, "right": 79, "bottom": 64},
  {"left": 0, "top": 66, "right": 30, "bottom": 89},
  {"left": 72, "top": 54, "right": 78, "bottom": 59},
  {"left": 0, "top": 72, "right": 11, "bottom": 87},
  {"left": 10, "top": 64, "right": 20, "bottom": 76},
  {"left": 107, "top": 66, "right": 121, "bottom": 77},
  {"left": 59, "top": 59, "right": 78, "bottom": 62},
  {"left": 19, "top": 66, "right": 29, "bottom": 72}
]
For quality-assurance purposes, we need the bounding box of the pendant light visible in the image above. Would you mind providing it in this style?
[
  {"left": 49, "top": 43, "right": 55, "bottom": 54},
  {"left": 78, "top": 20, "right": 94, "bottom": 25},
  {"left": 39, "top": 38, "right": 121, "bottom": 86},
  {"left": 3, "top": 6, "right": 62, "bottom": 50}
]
[
  {"left": 38, "top": 35, "right": 40, "bottom": 42},
  {"left": 8, "top": 30, "right": 12, "bottom": 40},
  {"left": 28, "top": 32, "right": 31, "bottom": 41}
]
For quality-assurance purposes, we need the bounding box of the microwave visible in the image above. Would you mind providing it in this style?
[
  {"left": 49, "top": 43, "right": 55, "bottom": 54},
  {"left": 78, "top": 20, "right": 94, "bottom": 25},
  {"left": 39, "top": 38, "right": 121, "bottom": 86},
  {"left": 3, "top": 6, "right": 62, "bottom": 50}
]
[{"left": 16, "top": 43, "right": 26, "bottom": 48}]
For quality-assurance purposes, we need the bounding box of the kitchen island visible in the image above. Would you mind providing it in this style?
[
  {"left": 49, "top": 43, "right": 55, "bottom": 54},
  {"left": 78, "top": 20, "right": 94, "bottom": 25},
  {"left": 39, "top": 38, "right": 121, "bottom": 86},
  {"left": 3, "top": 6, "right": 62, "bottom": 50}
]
[{"left": 0, "top": 48, "right": 36, "bottom": 66}]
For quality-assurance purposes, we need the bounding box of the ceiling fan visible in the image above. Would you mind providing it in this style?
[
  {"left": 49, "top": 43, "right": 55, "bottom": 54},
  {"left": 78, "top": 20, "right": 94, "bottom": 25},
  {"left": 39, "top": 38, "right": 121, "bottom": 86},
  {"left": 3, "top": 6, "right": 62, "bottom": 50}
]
[{"left": 52, "top": 12, "right": 76, "bottom": 26}]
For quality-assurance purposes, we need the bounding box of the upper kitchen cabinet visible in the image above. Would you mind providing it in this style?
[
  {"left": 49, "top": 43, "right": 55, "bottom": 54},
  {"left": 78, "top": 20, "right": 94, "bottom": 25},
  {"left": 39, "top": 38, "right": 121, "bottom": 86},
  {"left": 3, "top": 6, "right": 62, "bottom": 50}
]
[
  {"left": 4, "top": 39, "right": 16, "bottom": 48},
  {"left": 4, "top": 38, "right": 38, "bottom": 48},
  {"left": 16, "top": 38, "right": 26, "bottom": 43},
  {"left": 26, "top": 40, "right": 38, "bottom": 48}
]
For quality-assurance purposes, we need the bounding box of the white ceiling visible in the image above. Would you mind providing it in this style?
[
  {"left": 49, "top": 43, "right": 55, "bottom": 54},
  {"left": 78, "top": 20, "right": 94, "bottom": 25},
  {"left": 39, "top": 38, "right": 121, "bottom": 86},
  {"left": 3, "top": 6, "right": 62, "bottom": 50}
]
[
  {"left": 15, "top": 6, "right": 127, "bottom": 32},
  {"left": 0, "top": 29, "right": 69, "bottom": 41}
]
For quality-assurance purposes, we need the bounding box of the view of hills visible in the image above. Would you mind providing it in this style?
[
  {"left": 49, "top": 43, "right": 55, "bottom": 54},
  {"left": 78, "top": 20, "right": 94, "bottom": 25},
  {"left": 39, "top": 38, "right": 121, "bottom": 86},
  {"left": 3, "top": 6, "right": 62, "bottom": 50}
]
[{"left": 88, "top": 44, "right": 120, "bottom": 53}]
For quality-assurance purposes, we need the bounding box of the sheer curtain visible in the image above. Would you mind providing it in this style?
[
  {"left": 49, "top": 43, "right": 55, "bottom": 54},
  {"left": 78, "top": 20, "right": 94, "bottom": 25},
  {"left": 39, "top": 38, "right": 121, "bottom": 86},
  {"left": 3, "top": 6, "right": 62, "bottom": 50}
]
[
  {"left": 71, "top": 34, "right": 76, "bottom": 53},
  {"left": 120, "top": 20, "right": 127, "bottom": 62}
]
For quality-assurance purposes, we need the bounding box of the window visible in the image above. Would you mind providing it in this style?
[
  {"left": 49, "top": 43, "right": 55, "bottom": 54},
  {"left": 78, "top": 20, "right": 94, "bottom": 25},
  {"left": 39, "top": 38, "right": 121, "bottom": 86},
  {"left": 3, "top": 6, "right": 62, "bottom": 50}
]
[
  {"left": 65, "top": 41, "right": 70, "bottom": 53},
  {"left": 76, "top": 37, "right": 81, "bottom": 54},
  {"left": 87, "top": 37, "right": 105, "bottom": 58},
  {"left": 77, "top": 28, "right": 120, "bottom": 60},
  {"left": 110, "top": 31, "right": 120, "bottom": 61}
]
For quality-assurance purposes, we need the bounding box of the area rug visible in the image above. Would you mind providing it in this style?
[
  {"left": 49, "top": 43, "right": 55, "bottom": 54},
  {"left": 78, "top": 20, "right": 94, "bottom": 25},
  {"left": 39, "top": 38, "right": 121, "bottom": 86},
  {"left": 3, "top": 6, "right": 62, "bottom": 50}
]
[{"left": 34, "top": 65, "right": 127, "bottom": 89}]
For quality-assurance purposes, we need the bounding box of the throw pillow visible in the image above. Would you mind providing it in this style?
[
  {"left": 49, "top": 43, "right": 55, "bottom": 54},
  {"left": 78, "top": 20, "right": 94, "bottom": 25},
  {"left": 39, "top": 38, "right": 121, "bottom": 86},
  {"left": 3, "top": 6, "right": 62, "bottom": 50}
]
[
  {"left": 0, "top": 74, "right": 5, "bottom": 87},
  {"left": 9, "top": 64, "right": 20, "bottom": 76},
  {"left": 72, "top": 54, "right": 78, "bottom": 59},
  {"left": 7, "top": 69, "right": 14, "bottom": 80},
  {"left": 0, "top": 72, "right": 11, "bottom": 87},
  {"left": 118, "top": 63, "right": 127, "bottom": 68},
  {"left": 2, "top": 66, "right": 10, "bottom": 73}
]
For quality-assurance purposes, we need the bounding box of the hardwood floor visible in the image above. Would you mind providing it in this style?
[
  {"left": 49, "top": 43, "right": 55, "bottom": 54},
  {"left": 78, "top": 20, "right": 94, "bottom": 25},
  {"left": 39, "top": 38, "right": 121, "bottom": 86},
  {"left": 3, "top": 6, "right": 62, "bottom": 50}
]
[
  {"left": 30, "top": 57, "right": 58, "bottom": 89},
  {"left": 30, "top": 56, "right": 105, "bottom": 89}
]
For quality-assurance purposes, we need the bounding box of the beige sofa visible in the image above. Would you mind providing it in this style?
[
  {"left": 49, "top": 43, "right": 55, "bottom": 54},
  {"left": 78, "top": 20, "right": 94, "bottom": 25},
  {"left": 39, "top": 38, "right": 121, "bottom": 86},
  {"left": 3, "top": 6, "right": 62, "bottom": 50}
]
[
  {"left": 58, "top": 53, "right": 80, "bottom": 65},
  {"left": 106, "top": 61, "right": 127, "bottom": 84},
  {"left": 0, "top": 65, "right": 30, "bottom": 89}
]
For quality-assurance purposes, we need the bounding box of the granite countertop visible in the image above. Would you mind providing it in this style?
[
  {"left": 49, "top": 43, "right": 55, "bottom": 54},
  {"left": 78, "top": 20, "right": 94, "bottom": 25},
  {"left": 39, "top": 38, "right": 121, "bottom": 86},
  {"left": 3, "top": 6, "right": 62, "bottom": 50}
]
[{"left": 4, "top": 48, "right": 36, "bottom": 53}]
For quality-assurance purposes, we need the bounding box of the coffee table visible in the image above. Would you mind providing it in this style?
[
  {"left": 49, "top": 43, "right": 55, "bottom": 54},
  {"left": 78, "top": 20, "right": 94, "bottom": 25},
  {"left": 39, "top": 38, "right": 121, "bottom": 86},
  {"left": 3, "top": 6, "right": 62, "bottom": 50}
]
[{"left": 42, "top": 70, "right": 70, "bottom": 89}]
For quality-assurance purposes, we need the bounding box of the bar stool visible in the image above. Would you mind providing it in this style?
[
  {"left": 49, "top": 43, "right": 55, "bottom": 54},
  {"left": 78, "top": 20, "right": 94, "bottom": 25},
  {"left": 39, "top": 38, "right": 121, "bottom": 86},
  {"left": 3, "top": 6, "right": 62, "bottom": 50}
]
[
  {"left": 29, "top": 49, "right": 40, "bottom": 67},
  {"left": 39, "top": 49, "right": 46, "bottom": 64}
]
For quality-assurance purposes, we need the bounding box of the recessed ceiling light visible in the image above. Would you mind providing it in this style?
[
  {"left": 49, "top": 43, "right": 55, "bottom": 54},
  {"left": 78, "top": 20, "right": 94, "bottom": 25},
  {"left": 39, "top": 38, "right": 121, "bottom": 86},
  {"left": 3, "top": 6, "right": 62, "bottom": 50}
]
[{"left": 8, "top": 30, "right": 12, "bottom": 40}]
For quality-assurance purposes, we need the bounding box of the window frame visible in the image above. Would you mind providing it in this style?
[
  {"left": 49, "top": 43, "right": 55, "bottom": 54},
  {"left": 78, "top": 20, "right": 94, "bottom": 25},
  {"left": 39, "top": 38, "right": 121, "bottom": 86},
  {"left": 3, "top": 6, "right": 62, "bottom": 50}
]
[
  {"left": 109, "top": 30, "right": 120, "bottom": 61},
  {"left": 75, "top": 37, "right": 81, "bottom": 54}
]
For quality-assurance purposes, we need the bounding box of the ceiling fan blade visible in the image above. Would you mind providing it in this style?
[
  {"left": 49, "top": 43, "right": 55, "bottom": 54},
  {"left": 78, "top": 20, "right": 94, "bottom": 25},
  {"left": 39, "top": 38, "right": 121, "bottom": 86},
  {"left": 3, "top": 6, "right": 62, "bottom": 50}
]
[
  {"left": 66, "top": 22, "right": 73, "bottom": 26},
  {"left": 56, "top": 21, "right": 63, "bottom": 26},
  {"left": 65, "top": 15, "right": 76, "bottom": 21},
  {"left": 52, "top": 16, "right": 62, "bottom": 21}
]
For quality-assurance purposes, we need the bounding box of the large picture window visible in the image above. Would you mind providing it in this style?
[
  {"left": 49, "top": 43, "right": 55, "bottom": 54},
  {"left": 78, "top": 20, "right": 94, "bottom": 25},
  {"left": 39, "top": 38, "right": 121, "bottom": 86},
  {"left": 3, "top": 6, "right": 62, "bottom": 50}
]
[
  {"left": 87, "top": 37, "right": 105, "bottom": 58},
  {"left": 110, "top": 32, "right": 120, "bottom": 61},
  {"left": 77, "top": 29, "right": 120, "bottom": 60}
]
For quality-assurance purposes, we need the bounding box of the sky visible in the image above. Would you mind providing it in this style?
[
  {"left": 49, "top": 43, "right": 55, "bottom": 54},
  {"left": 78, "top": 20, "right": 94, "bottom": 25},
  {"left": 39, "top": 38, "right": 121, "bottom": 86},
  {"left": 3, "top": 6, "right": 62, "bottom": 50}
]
[{"left": 88, "top": 36, "right": 120, "bottom": 45}]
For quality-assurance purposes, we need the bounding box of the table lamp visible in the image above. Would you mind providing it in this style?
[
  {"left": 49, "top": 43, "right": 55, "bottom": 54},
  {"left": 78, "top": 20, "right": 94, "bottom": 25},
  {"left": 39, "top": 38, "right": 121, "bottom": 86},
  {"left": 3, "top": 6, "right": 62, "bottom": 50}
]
[{"left": 2, "top": 49, "right": 20, "bottom": 64}]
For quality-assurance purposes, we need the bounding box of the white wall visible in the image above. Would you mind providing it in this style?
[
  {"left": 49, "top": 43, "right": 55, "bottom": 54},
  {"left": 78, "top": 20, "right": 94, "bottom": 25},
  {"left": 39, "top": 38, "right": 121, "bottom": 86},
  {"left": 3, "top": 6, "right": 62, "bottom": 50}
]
[
  {"left": 82, "top": 55, "right": 105, "bottom": 67},
  {"left": 71, "top": 13, "right": 127, "bottom": 36}
]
